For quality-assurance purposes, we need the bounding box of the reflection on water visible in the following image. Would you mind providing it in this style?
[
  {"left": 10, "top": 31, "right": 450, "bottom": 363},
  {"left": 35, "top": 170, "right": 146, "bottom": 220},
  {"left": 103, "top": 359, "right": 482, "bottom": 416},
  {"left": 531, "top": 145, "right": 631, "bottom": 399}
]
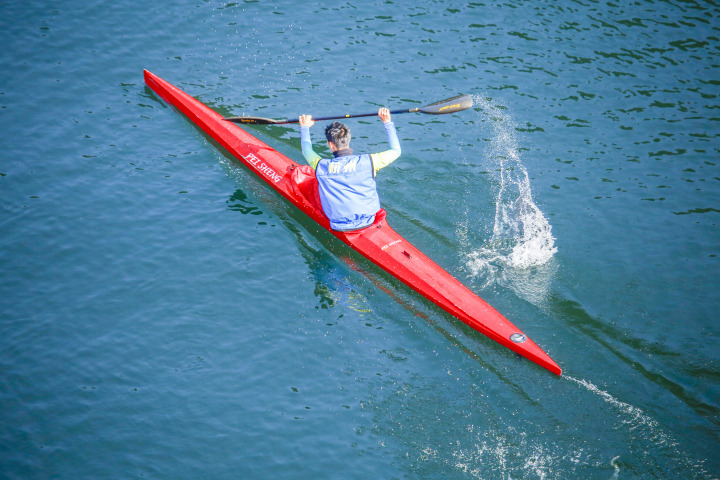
[
  {"left": 310, "top": 263, "right": 371, "bottom": 314},
  {"left": 226, "top": 185, "right": 372, "bottom": 313},
  {"left": 227, "top": 189, "right": 263, "bottom": 216}
]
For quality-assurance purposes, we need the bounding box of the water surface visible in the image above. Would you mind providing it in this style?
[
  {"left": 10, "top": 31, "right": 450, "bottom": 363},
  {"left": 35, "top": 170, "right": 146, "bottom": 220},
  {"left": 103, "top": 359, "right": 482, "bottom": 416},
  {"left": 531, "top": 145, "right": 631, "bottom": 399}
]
[{"left": 1, "top": 1, "right": 718, "bottom": 478}]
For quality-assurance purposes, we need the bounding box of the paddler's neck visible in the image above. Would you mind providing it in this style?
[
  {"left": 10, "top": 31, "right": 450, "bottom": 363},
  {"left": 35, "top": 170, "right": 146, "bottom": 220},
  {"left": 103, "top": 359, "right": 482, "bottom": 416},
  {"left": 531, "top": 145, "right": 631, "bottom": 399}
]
[
  {"left": 328, "top": 141, "right": 353, "bottom": 158},
  {"left": 332, "top": 148, "right": 353, "bottom": 158}
]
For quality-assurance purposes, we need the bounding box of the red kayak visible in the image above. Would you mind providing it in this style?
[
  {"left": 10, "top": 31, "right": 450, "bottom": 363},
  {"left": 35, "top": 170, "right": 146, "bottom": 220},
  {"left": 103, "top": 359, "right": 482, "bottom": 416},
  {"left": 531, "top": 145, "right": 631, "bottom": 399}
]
[{"left": 144, "top": 70, "right": 561, "bottom": 375}]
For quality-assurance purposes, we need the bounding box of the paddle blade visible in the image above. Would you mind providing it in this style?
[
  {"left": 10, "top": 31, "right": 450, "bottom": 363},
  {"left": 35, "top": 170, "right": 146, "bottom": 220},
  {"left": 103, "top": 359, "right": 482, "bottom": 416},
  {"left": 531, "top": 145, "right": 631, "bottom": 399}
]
[
  {"left": 223, "top": 116, "right": 286, "bottom": 125},
  {"left": 419, "top": 94, "right": 474, "bottom": 115}
]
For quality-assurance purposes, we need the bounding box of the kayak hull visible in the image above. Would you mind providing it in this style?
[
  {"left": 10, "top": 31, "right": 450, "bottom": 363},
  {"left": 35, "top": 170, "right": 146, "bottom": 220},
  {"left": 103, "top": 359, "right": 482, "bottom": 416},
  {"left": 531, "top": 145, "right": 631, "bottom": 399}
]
[{"left": 143, "top": 70, "right": 561, "bottom": 375}]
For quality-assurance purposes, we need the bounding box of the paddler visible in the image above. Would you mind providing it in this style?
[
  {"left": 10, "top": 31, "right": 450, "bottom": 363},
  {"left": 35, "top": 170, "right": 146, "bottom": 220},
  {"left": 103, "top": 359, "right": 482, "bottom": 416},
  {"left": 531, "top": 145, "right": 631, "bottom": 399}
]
[{"left": 298, "top": 108, "right": 401, "bottom": 231}]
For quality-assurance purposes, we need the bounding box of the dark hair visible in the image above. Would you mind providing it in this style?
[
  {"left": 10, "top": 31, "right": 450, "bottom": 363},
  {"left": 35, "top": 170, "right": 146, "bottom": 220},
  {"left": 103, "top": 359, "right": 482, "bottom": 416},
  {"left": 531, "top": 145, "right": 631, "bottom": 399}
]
[{"left": 324, "top": 121, "right": 351, "bottom": 149}]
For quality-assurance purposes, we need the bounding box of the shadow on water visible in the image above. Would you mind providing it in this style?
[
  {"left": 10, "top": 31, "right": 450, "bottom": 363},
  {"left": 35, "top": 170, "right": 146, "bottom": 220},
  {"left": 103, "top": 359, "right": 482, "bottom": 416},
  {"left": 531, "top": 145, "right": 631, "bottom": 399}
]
[{"left": 549, "top": 293, "right": 720, "bottom": 427}]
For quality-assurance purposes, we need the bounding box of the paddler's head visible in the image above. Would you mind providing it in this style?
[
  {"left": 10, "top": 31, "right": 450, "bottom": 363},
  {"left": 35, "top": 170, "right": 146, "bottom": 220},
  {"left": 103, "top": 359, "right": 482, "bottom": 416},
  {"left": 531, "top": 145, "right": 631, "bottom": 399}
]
[{"left": 325, "top": 121, "right": 351, "bottom": 152}]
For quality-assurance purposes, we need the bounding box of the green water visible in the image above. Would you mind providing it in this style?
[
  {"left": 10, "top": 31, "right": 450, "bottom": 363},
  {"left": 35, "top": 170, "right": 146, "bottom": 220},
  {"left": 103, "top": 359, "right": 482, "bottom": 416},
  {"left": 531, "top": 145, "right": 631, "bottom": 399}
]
[{"left": 1, "top": 1, "right": 718, "bottom": 478}]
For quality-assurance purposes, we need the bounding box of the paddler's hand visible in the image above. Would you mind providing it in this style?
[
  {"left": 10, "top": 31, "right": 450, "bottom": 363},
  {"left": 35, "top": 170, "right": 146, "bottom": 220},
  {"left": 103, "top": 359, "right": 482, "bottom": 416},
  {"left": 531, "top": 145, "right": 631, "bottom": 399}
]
[
  {"left": 299, "top": 114, "right": 314, "bottom": 128},
  {"left": 378, "top": 107, "right": 391, "bottom": 123}
]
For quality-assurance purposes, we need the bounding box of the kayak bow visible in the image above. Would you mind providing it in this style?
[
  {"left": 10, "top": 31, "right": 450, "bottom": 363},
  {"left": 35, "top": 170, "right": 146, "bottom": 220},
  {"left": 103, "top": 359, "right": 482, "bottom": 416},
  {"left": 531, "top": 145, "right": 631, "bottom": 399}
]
[{"left": 143, "top": 70, "right": 561, "bottom": 375}]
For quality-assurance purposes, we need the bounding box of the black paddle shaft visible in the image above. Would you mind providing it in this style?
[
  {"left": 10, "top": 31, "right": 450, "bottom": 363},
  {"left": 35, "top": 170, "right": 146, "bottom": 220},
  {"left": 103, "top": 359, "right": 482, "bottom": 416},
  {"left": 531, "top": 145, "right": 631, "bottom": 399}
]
[
  {"left": 224, "top": 94, "right": 473, "bottom": 125},
  {"left": 286, "top": 107, "right": 418, "bottom": 124}
]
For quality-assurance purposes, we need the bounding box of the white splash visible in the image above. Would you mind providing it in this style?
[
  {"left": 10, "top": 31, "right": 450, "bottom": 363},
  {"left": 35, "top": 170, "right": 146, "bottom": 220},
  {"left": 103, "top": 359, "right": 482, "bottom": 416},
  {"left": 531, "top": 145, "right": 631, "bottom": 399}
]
[{"left": 463, "top": 96, "right": 557, "bottom": 298}]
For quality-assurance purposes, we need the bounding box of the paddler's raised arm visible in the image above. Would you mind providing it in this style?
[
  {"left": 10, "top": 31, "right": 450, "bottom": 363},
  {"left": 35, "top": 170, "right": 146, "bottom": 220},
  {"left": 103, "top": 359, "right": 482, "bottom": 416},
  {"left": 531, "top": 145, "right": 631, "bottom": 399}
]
[
  {"left": 299, "top": 114, "right": 321, "bottom": 169},
  {"left": 371, "top": 107, "right": 401, "bottom": 173}
]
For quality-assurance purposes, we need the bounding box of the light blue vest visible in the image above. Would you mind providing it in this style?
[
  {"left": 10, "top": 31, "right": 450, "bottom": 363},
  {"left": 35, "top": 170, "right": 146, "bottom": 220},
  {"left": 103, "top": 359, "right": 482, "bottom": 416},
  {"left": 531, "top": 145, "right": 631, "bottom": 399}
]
[{"left": 315, "top": 154, "right": 380, "bottom": 231}]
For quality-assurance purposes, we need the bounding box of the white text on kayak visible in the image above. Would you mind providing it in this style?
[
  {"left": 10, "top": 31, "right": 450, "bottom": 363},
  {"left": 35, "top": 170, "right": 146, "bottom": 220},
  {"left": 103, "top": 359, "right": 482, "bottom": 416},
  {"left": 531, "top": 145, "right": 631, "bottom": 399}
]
[{"left": 243, "top": 153, "right": 282, "bottom": 183}]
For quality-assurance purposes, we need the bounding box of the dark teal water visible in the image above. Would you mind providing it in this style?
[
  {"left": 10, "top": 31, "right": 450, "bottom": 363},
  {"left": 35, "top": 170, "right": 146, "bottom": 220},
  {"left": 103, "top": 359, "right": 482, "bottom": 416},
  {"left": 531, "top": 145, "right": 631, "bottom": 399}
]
[{"left": 1, "top": 1, "right": 718, "bottom": 478}]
